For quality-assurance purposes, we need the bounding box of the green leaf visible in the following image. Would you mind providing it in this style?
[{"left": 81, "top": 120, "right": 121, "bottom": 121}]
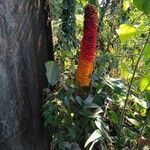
[
  {"left": 116, "top": 24, "right": 137, "bottom": 42},
  {"left": 123, "top": 0, "right": 130, "bottom": 11},
  {"left": 77, "top": 0, "right": 87, "bottom": 6},
  {"left": 84, "top": 129, "right": 102, "bottom": 148},
  {"left": 143, "top": 0, "right": 150, "bottom": 14},
  {"left": 120, "top": 62, "right": 132, "bottom": 80},
  {"left": 109, "top": 110, "right": 119, "bottom": 124},
  {"left": 45, "top": 61, "right": 59, "bottom": 85},
  {"left": 143, "top": 43, "right": 150, "bottom": 62},
  {"left": 133, "top": 0, "right": 144, "bottom": 11},
  {"left": 139, "top": 72, "right": 150, "bottom": 92},
  {"left": 88, "top": 0, "right": 99, "bottom": 7},
  {"left": 123, "top": 127, "right": 137, "bottom": 140},
  {"left": 120, "top": 62, "right": 128, "bottom": 79},
  {"left": 133, "top": 0, "right": 150, "bottom": 15}
]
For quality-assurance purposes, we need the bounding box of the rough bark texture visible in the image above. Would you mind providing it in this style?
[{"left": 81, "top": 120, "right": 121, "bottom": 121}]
[
  {"left": 42, "top": 0, "right": 54, "bottom": 61},
  {"left": 0, "top": 0, "right": 49, "bottom": 149}
]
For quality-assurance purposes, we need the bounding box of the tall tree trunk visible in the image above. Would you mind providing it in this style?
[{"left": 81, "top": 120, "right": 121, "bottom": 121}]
[
  {"left": 0, "top": 0, "right": 50, "bottom": 149},
  {"left": 42, "top": 0, "right": 54, "bottom": 61}
]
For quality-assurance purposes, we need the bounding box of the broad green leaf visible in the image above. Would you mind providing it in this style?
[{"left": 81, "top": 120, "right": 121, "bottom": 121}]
[
  {"left": 116, "top": 24, "right": 137, "bottom": 42},
  {"left": 139, "top": 73, "right": 150, "bottom": 91},
  {"left": 120, "top": 62, "right": 132, "bottom": 80},
  {"left": 45, "top": 61, "right": 59, "bottom": 85},
  {"left": 120, "top": 62, "right": 129, "bottom": 79},
  {"left": 133, "top": 0, "right": 144, "bottom": 11},
  {"left": 84, "top": 129, "right": 102, "bottom": 148},
  {"left": 133, "top": 0, "right": 150, "bottom": 15},
  {"left": 143, "top": 0, "right": 150, "bottom": 14},
  {"left": 143, "top": 43, "right": 150, "bottom": 62},
  {"left": 123, "top": 0, "right": 130, "bottom": 11}
]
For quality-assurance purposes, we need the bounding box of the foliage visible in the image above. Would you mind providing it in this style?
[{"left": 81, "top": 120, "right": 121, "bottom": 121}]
[
  {"left": 58, "top": 0, "right": 77, "bottom": 50},
  {"left": 51, "top": 0, "right": 62, "bottom": 20},
  {"left": 43, "top": 0, "right": 150, "bottom": 149}
]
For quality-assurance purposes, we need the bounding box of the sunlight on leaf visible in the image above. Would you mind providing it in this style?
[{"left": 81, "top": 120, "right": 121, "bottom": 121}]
[
  {"left": 120, "top": 62, "right": 132, "bottom": 80},
  {"left": 116, "top": 24, "right": 137, "bottom": 42},
  {"left": 123, "top": 0, "right": 130, "bottom": 11},
  {"left": 95, "top": 118, "right": 102, "bottom": 130},
  {"left": 139, "top": 73, "right": 150, "bottom": 92},
  {"left": 133, "top": 0, "right": 144, "bottom": 11},
  {"left": 126, "top": 117, "right": 139, "bottom": 126},
  {"left": 131, "top": 95, "right": 148, "bottom": 109},
  {"left": 77, "top": 0, "right": 87, "bottom": 6},
  {"left": 143, "top": 43, "right": 150, "bottom": 62},
  {"left": 84, "top": 129, "right": 102, "bottom": 148}
]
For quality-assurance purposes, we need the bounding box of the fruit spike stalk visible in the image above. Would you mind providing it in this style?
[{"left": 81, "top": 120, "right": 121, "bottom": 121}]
[{"left": 75, "top": 4, "right": 97, "bottom": 87}]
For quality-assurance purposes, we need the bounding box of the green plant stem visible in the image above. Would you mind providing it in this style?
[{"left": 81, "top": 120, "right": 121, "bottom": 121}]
[{"left": 118, "top": 30, "right": 150, "bottom": 149}]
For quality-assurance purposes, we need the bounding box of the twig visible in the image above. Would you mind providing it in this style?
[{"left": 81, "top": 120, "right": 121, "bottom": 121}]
[
  {"left": 118, "top": 30, "right": 150, "bottom": 149},
  {"left": 103, "top": 103, "right": 109, "bottom": 117},
  {"left": 131, "top": 12, "right": 144, "bottom": 24}
]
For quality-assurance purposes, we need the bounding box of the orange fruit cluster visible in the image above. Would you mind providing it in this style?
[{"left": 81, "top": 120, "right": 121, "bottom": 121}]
[{"left": 75, "top": 4, "right": 97, "bottom": 87}]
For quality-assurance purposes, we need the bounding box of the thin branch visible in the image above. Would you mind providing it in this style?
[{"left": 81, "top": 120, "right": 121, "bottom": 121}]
[{"left": 118, "top": 30, "right": 150, "bottom": 148}]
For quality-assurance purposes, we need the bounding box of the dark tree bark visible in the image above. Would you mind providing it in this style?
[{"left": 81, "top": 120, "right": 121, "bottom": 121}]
[
  {"left": 42, "top": 0, "right": 54, "bottom": 61},
  {"left": 0, "top": 0, "right": 50, "bottom": 149}
]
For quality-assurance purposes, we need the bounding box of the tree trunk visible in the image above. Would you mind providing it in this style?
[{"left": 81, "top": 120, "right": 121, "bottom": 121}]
[{"left": 0, "top": 0, "right": 49, "bottom": 149}]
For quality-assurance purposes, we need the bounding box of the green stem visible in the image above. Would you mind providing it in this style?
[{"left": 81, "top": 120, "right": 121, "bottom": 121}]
[{"left": 118, "top": 30, "right": 150, "bottom": 149}]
